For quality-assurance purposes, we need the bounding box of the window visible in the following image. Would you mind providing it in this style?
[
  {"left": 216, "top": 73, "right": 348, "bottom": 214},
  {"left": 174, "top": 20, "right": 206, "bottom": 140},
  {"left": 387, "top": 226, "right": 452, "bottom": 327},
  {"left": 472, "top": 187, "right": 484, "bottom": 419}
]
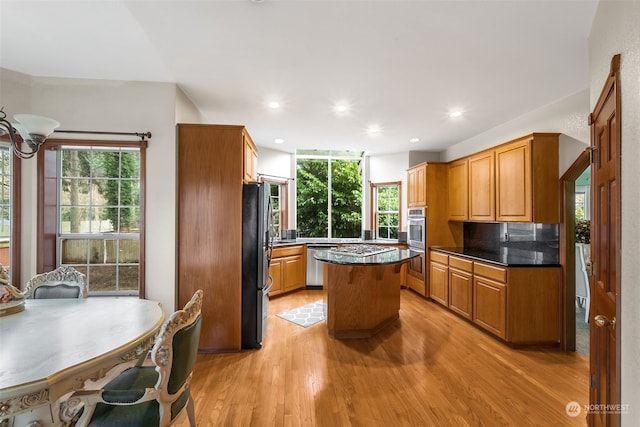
[
  {"left": 0, "top": 145, "right": 11, "bottom": 273},
  {"left": 296, "top": 150, "right": 363, "bottom": 238},
  {"left": 372, "top": 182, "right": 401, "bottom": 240},
  {"left": 262, "top": 178, "right": 288, "bottom": 240},
  {"left": 39, "top": 140, "right": 146, "bottom": 296}
]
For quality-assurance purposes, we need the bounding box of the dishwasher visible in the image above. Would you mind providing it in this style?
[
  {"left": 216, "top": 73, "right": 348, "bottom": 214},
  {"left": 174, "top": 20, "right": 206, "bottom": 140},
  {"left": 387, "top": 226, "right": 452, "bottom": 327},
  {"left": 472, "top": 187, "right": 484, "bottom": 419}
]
[{"left": 306, "top": 245, "right": 337, "bottom": 288}]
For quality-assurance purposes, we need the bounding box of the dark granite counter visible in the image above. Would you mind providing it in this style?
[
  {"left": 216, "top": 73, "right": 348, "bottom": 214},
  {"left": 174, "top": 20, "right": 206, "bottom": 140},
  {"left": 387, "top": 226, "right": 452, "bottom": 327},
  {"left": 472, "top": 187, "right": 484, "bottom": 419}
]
[
  {"left": 273, "top": 238, "right": 404, "bottom": 247},
  {"left": 314, "top": 247, "right": 418, "bottom": 266},
  {"left": 430, "top": 247, "right": 560, "bottom": 267}
]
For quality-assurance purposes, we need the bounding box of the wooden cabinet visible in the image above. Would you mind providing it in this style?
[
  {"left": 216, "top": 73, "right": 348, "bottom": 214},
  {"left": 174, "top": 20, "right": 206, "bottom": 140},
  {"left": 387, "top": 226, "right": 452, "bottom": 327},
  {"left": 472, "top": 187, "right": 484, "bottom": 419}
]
[
  {"left": 468, "top": 151, "right": 495, "bottom": 221},
  {"left": 429, "top": 253, "right": 449, "bottom": 306},
  {"left": 428, "top": 250, "right": 559, "bottom": 345},
  {"left": 243, "top": 131, "right": 257, "bottom": 183},
  {"left": 177, "top": 124, "right": 258, "bottom": 352},
  {"left": 473, "top": 264, "right": 507, "bottom": 340},
  {"left": 448, "top": 256, "right": 473, "bottom": 320},
  {"left": 495, "top": 133, "right": 559, "bottom": 223},
  {"left": 407, "top": 163, "right": 426, "bottom": 207},
  {"left": 447, "top": 159, "right": 468, "bottom": 221},
  {"left": 446, "top": 133, "right": 559, "bottom": 223},
  {"left": 268, "top": 245, "right": 306, "bottom": 297}
]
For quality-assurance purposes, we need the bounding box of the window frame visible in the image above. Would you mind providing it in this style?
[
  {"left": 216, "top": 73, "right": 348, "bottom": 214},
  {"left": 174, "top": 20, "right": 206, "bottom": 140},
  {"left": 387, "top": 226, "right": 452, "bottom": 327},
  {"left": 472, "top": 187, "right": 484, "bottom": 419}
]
[
  {"left": 295, "top": 150, "right": 364, "bottom": 239},
  {"left": 370, "top": 181, "right": 402, "bottom": 241},
  {"left": 37, "top": 138, "right": 146, "bottom": 297},
  {"left": 0, "top": 138, "right": 21, "bottom": 287},
  {"left": 260, "top": 177, "right": 289, "bottom": 240}
]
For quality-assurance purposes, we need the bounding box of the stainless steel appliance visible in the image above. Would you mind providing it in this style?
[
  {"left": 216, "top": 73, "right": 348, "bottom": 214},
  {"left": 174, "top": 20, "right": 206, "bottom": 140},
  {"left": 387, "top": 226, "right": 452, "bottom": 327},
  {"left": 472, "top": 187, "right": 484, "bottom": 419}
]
[
  {"left": 407, "top": 207, "right": 426, "bottom": 249},
  {"left": 242, "top": 182, "right": 273, "bottom": 349},
  {"left": 306, "top": 245, "right": 337, "bottom": 288}
]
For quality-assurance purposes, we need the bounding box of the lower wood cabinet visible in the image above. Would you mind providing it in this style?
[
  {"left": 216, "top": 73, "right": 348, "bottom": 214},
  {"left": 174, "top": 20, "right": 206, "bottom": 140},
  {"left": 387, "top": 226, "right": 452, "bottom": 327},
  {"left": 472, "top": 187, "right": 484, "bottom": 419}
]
[
  {"left": 269, "top": 245, "right": 307, "bottom": 297},
  {"left": 449, "top": 266, "right": 473, "bottom": 320},
  {"left": 473, "top": 275, "right": 507, "bottom": 339},
  {"left": 428, "top": 250, "right": 559, "bottom": 345},
  {"left": 429, "top": 251, "right": 449, "bottom": 305}
]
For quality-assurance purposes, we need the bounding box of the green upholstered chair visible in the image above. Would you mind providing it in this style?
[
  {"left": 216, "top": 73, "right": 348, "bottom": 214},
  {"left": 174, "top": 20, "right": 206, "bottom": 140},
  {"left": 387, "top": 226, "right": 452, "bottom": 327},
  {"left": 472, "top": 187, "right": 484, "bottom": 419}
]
[
  {"left": 23, "top": 265, "right": 87, "bottom": 299},
  {"left": 67, "top": 289, "right": 203, "bottom": 427}
]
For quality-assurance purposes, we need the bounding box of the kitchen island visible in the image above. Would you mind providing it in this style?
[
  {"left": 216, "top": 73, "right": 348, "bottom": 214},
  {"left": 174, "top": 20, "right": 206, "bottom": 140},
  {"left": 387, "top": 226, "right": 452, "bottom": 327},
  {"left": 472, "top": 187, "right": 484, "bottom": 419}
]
[{"left": 314, "top": 246, "right": 419, "bottom": 339}]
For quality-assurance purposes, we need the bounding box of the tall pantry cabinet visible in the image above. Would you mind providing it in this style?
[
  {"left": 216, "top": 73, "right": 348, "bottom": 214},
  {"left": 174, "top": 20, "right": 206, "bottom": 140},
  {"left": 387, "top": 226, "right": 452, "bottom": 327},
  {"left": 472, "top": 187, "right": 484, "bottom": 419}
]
[{"left": 177, "top": 124, "right": 258, "bottom": 352}]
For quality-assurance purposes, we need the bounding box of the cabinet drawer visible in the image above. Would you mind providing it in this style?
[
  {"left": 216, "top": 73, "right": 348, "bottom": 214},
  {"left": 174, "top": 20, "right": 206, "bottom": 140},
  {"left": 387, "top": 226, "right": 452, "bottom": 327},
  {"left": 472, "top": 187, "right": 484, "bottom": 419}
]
[
  {"left": 430, "top": 251, "right": 449, "bottom": 265},
  {"left": 449, "top": 256, "right": 473, "bottom": 272},
  {"left": 272, "top": 245, "right": 305, "bottom": 258},
  {"left": 473, "top": 262, "right": 506, "bottom": 283}
]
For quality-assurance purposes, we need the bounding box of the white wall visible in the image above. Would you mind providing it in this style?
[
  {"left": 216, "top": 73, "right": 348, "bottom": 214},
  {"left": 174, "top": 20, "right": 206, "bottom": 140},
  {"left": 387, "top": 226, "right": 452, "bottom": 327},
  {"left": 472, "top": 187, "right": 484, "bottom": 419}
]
[
  {"left": 0, "top": 70, "right": 180, "bottom": 316},
  {"left": 589, "top": 1, "right": 640, "bottom": 423},
  {"left": 441, "top": 89, "right": 591, "bottom": 168},
  {"left": 369, "top": 152, "right": 410, "bottom": 231}
]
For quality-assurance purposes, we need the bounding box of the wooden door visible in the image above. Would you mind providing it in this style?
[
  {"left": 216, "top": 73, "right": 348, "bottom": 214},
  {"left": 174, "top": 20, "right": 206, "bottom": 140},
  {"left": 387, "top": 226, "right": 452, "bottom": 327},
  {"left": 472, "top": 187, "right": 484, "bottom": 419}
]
[
  {"left": 588, "top": 54, "right": 621, "bottom": 427},
  {"left": 447, "top": 159, "right": 468, "bottom": 221},
  {"left": 473, "top": 276, "right": 506, "bottom": 340},
  {"left": 448, "top": 268, "right": 473, "bottom": 319},
  {"left": 468, "top": 151, "right": 495, "bottom": 221},
  {"left": 495, "top": 139, "right": 531, "bottom": 221},
  {"left": 429, "top": 261, "right": 449, "bottom": 306}
]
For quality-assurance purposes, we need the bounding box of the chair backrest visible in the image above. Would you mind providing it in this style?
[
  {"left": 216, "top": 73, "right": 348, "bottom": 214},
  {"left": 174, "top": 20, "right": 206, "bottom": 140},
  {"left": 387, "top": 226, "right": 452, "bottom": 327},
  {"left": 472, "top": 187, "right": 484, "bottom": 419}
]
[
  {"left": 23, "top": 266, "right": 87, "bottom": 299},
  {"left": 151, "top": 289, "right": 203, "bottom": 424},
  {"left": 575, "top": 243, "right": 590, "bottom": 299}
]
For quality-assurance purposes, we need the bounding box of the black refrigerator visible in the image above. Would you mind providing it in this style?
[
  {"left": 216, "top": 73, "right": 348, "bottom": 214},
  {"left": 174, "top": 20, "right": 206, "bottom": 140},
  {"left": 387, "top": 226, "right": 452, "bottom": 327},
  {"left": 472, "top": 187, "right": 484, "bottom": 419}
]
[{"left": 242, "top": 182, "right": 273, "bottom": 349}]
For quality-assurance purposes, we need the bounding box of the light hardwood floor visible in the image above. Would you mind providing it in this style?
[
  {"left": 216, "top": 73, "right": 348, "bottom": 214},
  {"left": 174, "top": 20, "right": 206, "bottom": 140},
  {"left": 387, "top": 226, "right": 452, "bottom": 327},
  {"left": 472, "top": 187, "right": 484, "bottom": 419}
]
[{"left": 184, "top": 289, "right": 589, "bottom": 426}]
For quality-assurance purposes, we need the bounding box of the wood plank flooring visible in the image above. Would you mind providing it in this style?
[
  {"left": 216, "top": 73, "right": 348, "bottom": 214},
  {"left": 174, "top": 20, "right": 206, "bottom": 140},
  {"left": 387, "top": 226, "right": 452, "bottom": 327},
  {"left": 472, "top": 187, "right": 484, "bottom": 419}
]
[{"left": 182, "top": 289, "right": 589, "bottom": 426}]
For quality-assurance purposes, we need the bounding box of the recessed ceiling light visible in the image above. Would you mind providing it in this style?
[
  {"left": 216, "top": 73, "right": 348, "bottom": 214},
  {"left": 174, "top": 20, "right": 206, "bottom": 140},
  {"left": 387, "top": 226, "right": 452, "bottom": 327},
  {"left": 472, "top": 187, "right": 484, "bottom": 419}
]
[
  {"left": 333, "top": 103, "right": 349, "bottom": 114},
  {"left": 268, "top": 101, "right": 280, "bottom": 109},
  {"left": 366, "top": 124, "right": 382, "bottom": 136},
  {"left": 449, "top": 110, "right": 463, "bottom": 118},
  {"left": 409, "top": 138, "right": 420, "bottom": 143},
  {"left": 274, "top": 138, "right": 285, "bottom": 144}
]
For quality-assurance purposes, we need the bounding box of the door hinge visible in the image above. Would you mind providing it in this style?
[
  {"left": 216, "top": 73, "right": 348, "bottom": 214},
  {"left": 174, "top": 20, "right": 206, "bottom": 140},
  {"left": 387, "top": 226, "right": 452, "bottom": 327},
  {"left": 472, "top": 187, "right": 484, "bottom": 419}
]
[
  {"left": 591, "top": 373, "right": 597, "bottom": 388},
  {"left": 585, "top": 146, "right": 597, "bottom": 164}
]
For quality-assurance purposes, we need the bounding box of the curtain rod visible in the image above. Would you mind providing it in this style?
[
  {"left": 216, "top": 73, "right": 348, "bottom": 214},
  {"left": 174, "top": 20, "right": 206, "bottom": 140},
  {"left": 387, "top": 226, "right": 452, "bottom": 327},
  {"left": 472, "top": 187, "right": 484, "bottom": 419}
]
[
  {"left": 257, "top": 173, "right": 294, "bottom": 181},
  {"left": 54, "top": 129, "right": 152, "bottom": 141}
]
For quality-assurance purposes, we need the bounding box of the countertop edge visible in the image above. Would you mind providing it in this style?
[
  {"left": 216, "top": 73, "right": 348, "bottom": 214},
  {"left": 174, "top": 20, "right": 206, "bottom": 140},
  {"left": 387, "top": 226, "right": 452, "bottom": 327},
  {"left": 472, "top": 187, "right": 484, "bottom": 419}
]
[{"left": 429, "top": 247, "right": 561, "bottom": 268}]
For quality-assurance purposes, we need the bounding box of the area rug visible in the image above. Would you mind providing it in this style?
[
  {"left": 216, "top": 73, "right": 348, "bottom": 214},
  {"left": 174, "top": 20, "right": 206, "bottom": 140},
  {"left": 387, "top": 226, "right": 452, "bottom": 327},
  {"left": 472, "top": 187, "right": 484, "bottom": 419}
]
[{"left": 276, "top": 300, "right": 325, "bottom": 328}]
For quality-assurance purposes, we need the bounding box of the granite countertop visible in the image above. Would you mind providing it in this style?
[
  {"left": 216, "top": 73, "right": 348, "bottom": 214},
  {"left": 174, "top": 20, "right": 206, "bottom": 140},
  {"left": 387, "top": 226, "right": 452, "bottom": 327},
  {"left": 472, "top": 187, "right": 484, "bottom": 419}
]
[
  {"left": 314, "top": 247, "right": 418, "bottom": 266},
  {"left": 273, "top": 238, "right": 403, "bottom": 247},
  {"left": 430, "top": 247, "right": 560, "bottom": 267}
]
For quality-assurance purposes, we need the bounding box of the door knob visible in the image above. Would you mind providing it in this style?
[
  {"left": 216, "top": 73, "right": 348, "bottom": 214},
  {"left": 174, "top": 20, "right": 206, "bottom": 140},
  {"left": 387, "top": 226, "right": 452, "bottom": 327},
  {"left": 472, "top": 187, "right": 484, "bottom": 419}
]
[{"left": 594, "top": 314, "right": 616, "bottom": 329}]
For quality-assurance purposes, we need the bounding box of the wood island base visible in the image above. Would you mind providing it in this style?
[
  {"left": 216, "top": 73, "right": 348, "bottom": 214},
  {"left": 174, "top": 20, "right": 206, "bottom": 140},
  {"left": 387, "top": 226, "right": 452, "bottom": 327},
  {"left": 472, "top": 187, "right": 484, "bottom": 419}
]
[{"left": 322, "top": 262, "right": 405, "bottom": 339}]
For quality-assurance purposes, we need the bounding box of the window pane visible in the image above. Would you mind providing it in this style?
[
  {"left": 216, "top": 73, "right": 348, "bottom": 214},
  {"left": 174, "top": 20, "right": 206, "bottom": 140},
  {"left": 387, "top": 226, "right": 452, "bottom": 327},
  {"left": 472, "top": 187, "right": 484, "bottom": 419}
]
[
  {"left": 297, "top": 158, "right": 329, "bottom": 238},
  {"left": 374, "top": 184, "right": 400, "bottom": 240},
  {"left": 88, "top": 265, "right": 117, "bottom": 292},
  {"left": 61, "top": 239, "right": 88, "bottom": 264},
  {"left": 331, "top": 159, "right": 362, "bottom": 238},
  {"left": 119, "top": 265, "right": 139, "bottom": 291}
]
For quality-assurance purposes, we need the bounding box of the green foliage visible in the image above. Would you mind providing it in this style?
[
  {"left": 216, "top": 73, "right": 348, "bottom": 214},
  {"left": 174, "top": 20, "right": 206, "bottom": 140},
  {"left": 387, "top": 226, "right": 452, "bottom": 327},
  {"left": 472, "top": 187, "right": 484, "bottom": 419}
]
[{"left": 296, "top": 157, "right": 362, "bottom": 238}]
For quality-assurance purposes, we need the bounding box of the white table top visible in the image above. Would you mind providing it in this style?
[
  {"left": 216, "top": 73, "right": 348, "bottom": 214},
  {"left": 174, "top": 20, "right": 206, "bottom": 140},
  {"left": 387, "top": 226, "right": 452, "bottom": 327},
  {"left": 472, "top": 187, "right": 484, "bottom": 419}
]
[{"left": 0, "top": 297, "right": 164, "bottom": 418}]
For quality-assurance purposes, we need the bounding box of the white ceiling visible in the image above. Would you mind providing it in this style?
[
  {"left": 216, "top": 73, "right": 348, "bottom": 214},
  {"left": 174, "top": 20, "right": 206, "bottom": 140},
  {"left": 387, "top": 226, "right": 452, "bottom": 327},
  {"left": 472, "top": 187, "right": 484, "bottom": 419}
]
[{"left": 0, "top": 0, "right": 598, "bottom": 155}]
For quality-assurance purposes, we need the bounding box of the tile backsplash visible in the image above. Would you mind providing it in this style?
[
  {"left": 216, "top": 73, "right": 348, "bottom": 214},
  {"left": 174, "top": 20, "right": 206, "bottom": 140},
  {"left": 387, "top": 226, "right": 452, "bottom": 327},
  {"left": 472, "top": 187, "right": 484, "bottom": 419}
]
[{"left": 464, "top": 222, "right": 559, "bottom": 256}]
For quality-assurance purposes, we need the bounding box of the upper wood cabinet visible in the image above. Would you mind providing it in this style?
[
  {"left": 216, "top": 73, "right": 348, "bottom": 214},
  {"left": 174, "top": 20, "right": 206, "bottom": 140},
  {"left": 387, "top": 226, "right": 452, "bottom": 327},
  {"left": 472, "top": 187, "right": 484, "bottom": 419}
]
[
  {"left": 243, "top": 131, "right": 258, "bottom": 183},
  {"left": 468, "top": 151, "right": 495, "bottom": 221},
  {"left": 407, "top": 163, "right": 426, "bottom": 207},
  {"left": 495, "top": 133, "right": 559, "bottom": 223},
  {"left": 447, "top": 159, "right": 468, "bottom": 221}
]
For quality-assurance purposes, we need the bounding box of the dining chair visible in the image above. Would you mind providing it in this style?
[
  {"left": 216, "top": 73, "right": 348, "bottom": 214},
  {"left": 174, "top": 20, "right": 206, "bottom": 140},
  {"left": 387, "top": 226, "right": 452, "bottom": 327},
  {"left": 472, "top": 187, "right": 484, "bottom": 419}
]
[
  {"left": 575, "top": 243, "right": 590, "bottom": 323},
  {"left": 66, "top": 289, "right": 203, "bottom": 427},
  {"left": 22, "top": 265, "right": 87, "bottom": 299}
]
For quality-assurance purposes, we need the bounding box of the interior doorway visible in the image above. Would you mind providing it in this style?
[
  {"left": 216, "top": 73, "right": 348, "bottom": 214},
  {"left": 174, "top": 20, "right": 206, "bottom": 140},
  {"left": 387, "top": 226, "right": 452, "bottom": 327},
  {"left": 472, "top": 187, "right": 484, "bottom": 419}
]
[{"left": 560, "top": 150, "right": 590, "bottom": 353}]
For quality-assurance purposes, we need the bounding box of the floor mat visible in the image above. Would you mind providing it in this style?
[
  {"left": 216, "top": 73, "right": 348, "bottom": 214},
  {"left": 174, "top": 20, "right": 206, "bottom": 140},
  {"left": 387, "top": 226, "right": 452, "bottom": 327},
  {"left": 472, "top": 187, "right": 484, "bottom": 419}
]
[{"left": 276, "top": 300, "right": 325, "bottom": 328}]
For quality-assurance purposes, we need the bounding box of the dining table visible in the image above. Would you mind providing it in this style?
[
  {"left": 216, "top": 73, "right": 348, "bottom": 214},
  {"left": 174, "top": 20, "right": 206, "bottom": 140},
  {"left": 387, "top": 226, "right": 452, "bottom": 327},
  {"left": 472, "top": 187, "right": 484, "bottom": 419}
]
[{"left": 0, "top": 297, "right": 165, "bottom": 426}]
